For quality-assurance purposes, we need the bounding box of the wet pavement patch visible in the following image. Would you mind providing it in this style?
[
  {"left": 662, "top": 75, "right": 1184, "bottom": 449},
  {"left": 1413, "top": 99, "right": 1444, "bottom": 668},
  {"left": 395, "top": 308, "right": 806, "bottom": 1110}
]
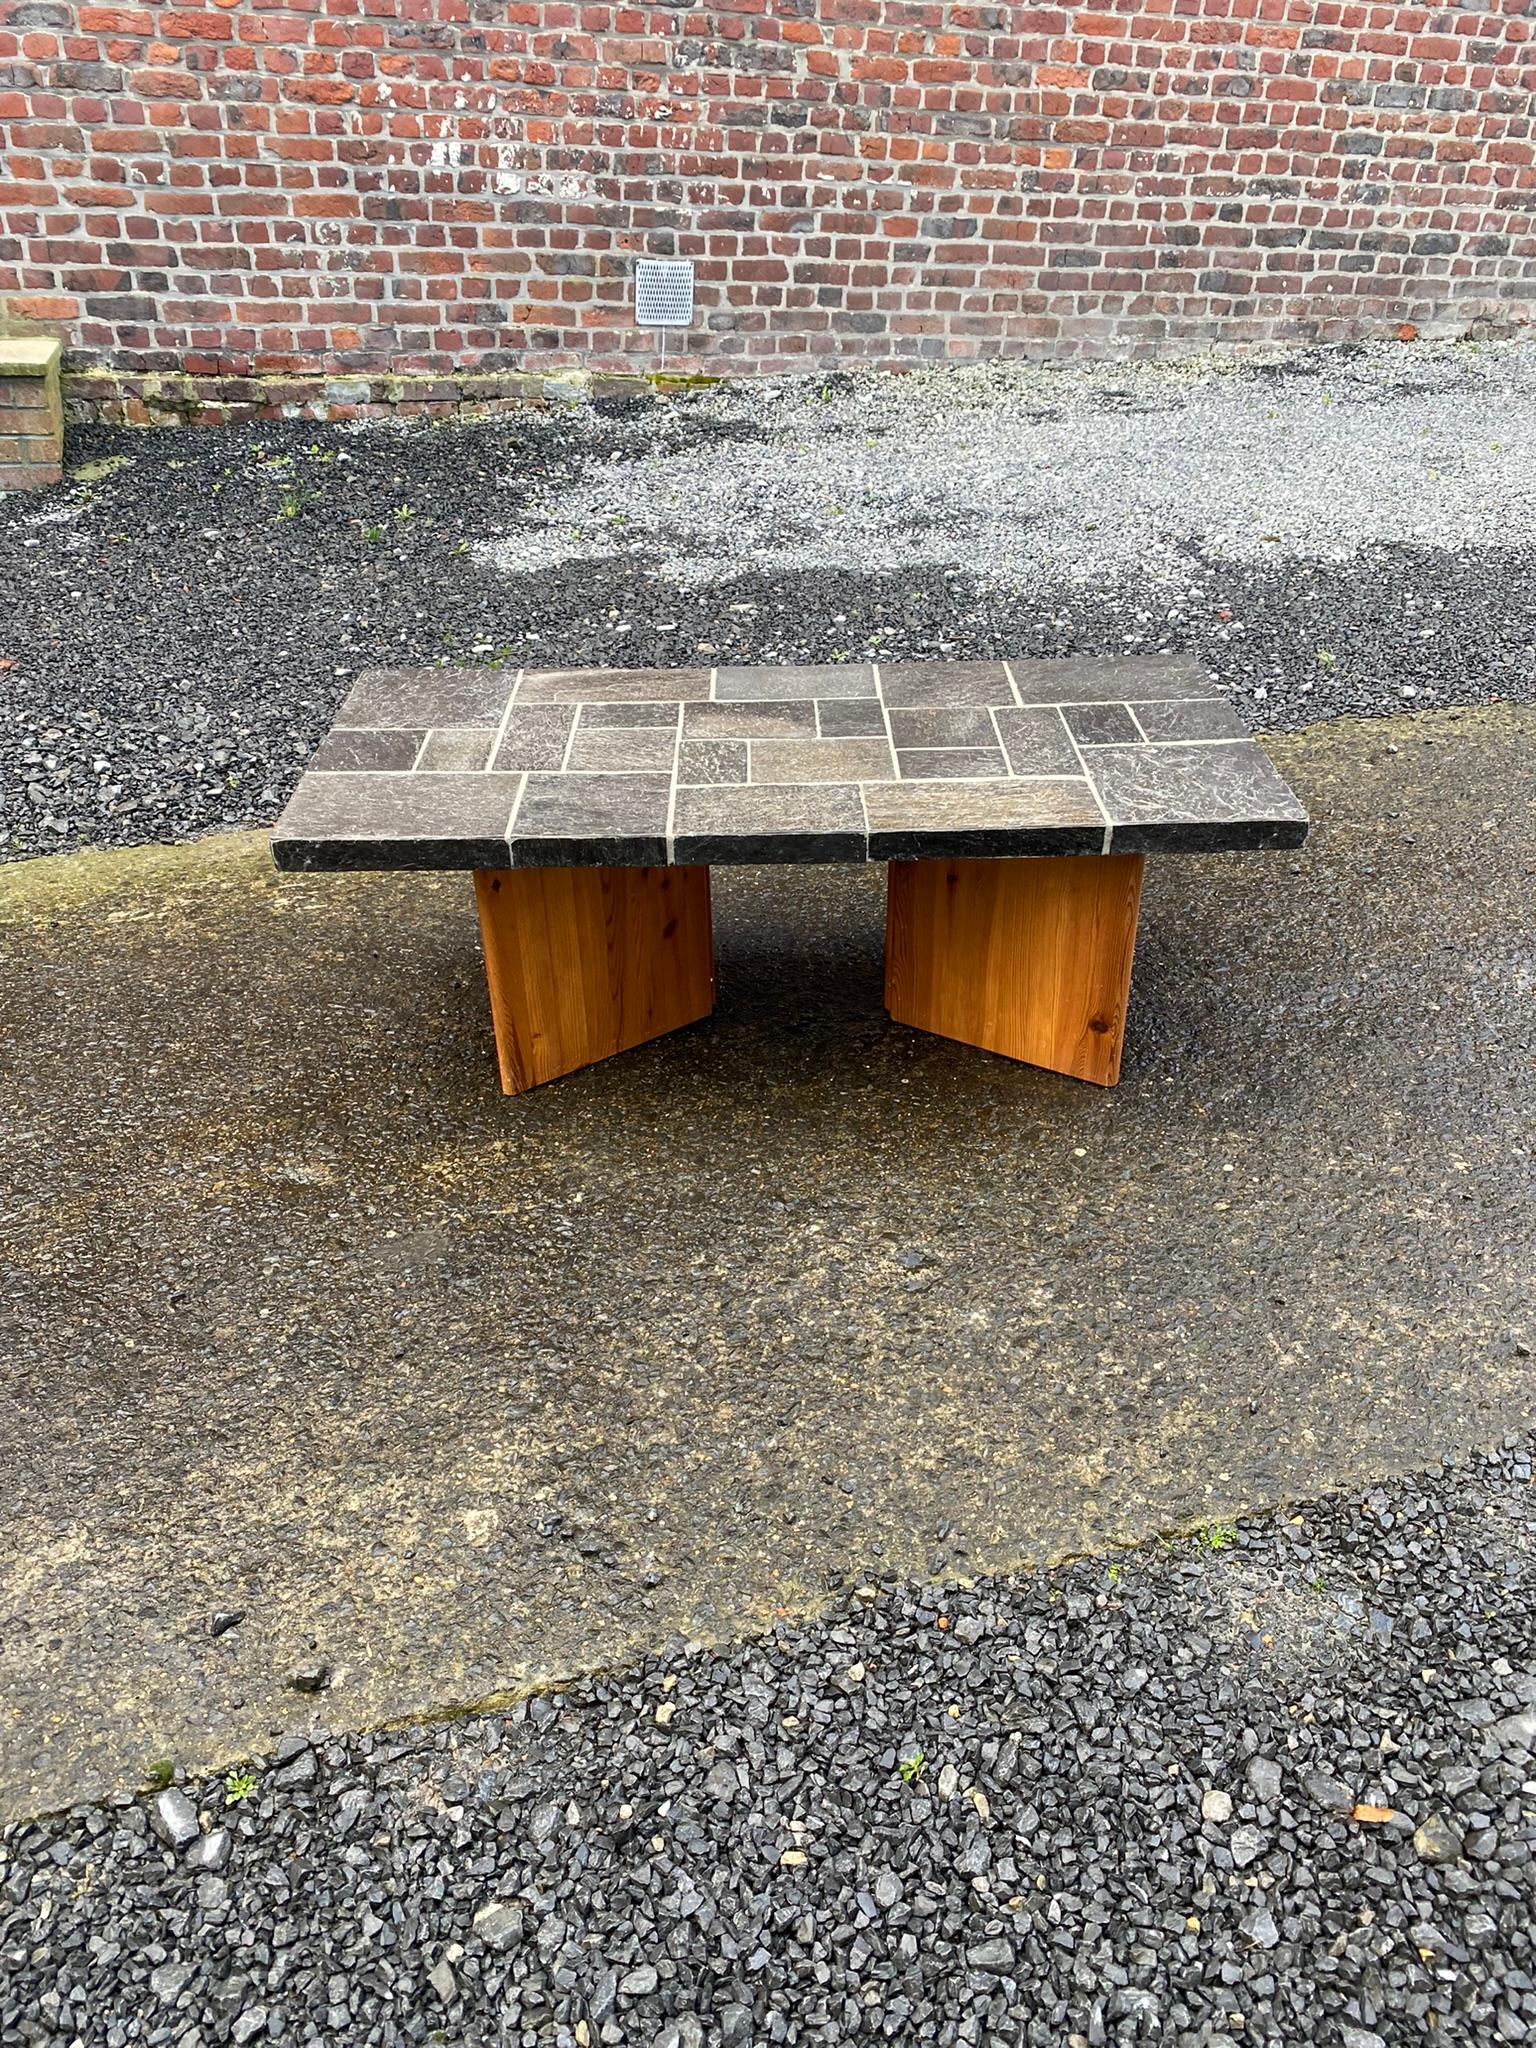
[{"left": 0, "top": 705, "right": 1533, "bottom": 1817}]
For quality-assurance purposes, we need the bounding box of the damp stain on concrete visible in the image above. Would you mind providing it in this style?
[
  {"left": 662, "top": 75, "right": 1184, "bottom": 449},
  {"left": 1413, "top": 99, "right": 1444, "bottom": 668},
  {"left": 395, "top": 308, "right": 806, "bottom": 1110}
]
[{"left": 1, "top": 705, "right": 1533, "bottom": 1818}]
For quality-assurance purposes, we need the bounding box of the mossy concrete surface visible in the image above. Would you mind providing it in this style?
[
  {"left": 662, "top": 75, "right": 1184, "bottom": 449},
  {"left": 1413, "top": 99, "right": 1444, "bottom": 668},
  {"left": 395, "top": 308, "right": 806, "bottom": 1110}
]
[{"left": 1, "top": 707, "right": 1532, "bottom": 1819}]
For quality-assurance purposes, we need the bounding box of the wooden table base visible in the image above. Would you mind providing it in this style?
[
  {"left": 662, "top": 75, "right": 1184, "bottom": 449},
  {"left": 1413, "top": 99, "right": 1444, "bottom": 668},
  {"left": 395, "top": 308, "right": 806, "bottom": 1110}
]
[
  {"left": 474, "top": 852, "right": 1144, "bottom": 1094},
  {"left": 884, "top": 852, "right": 1146, "bottom": 1086},
  {"left": 474, "top": 864, "right": 715, "bottom": 1094}
]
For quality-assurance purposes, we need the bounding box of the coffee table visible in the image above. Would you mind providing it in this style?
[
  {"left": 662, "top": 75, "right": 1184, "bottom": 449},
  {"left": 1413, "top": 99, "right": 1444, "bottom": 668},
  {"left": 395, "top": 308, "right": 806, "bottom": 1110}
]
[{"left": 271, "top": 657, "right": 1308, "bottom": 1092}]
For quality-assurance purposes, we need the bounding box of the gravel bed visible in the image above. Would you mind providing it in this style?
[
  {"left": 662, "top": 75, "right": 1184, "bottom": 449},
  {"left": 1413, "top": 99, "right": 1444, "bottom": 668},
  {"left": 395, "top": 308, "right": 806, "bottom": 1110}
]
[
  {"left": 4, "top": 1437, "right": 1533, "bottom": 2047},
  {"left": 2, "top": 338, "right": 1535, "bottom": 863}
]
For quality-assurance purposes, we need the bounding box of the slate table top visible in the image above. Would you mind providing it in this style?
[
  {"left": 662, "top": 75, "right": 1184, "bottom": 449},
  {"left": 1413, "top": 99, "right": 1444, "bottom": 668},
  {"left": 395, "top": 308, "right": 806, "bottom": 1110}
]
[{"left": 270, "top": 657, "right": 1309, "bottom": 871}]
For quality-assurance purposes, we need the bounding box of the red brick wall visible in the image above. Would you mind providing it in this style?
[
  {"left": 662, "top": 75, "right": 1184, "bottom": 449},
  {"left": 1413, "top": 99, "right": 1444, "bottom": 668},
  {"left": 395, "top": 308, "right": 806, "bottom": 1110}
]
[{"left": 2, "top": 0, "right": 1534, "bottom": 399}]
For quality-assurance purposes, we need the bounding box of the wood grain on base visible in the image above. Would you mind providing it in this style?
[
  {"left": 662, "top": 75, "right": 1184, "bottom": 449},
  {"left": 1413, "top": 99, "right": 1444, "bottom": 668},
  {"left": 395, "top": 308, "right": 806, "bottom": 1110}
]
[
  {"left": 474, "top": 864, "right": 714, "bottom": 1094},
  {"left": 884, "top": 853, "right": 1145, "bottom": 1086}
]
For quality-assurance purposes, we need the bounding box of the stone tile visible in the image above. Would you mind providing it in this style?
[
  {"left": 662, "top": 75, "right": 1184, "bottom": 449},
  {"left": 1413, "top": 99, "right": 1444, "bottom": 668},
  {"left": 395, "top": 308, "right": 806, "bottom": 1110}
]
[
  {"left": 897, "top": 747, "right": 1009, "bottom": 781},
  {"left": 309, "top": 729, "right": 424, "bottom": 773},
  {"left": 715, "top": 664, "right": 877, "bottom": 701},
  {"left": 578, "top": 701, "right": 682, "bottom": 728},
  {"left": 519, "top": 667, "right": 711, "bottom": 703},
  {"left": 992, "top": 706, "right": 1080, "bottom": 777},
  {"left": 1131, "top": 696, "right": 1248, "bottom": 741},
  {"left": 888, "top": 706, "right": 995, "bottom": 750},
  {"left": 864, "top": 778, "right": 1104, "bottom": 860},
  {"left": 511, "top": 773, "right": 672, "bottom": 866},
  {"left": 683, "top": 700, "right": 818, "bottom": 739},
  {"left": 1008, "top": 655, "right": 1207, "bottom": 705},
  {"left": 271, "top": 773, "right": 522, "bottom": 870},
  {"left": 1088, "top": 742, "right": 1310, "bottom": 851},
  {"left": 566, "top": 725, "right": 679, "bottom": 774},
  {"left": 672, "top": 785, "right": 867, "bottom": 865},
  {"left": 1063, "top": 701, "right": 1141, "bottom": 746},
  {"left": 490, "top": 706, "right": 577, "bottom": 774},
  {"left": 751, "top": 738, "right": 894, "bottom": 785},
  {"left": 878, "top": 662, "right": 1011, "bottom": 707},
  {"left": 678, "top": 739, "right": 748, "bottom": 786},
  {"left": 817, "top": 698, "right": 887, "bottom": 738},
  {"left": 417, "top": 727, "right": 497, "bottom": 772},
  {"left": 335, "top": 667, "right": 517, "bottom": 728}
]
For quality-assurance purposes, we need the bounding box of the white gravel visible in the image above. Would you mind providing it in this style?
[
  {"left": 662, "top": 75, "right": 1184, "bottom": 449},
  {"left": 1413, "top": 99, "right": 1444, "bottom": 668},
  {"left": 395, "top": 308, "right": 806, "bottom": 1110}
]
[{"left": 479, "top": 339, "right": 1536, "bottom": 594}]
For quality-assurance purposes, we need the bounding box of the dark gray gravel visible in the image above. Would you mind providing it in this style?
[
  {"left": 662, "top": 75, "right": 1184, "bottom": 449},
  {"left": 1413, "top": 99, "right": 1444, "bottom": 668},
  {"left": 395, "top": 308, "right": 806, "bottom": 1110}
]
[
  {"left": 4, "top": 1436, "right": 1533, "bottom": 2046},
  {"left": 3, "top": 354, "right": 1535, "bottom": 862}
]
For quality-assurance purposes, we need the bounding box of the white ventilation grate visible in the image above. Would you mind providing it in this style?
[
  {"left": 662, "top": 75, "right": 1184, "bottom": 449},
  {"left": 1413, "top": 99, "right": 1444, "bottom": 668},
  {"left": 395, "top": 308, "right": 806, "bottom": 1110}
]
[{"left": 634, "top": 258, "right": 695, "bottom": 330}]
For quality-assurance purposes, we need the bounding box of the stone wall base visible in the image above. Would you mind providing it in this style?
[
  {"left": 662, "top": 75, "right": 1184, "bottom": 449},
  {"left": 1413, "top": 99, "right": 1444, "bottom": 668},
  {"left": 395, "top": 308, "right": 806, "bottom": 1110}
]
[{"left": 61, "top": 366, "right": 712, "bottom": 429}]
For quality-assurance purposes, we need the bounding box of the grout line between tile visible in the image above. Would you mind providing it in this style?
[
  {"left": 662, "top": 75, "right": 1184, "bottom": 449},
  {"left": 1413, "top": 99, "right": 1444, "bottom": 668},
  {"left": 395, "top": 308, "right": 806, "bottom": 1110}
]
[
  {"left": 1126, "top": 704, "right": 1150, "bottom": 742},
  {"left": 408, "top": 731, "right": 431, "bottom": 772},
  {"left": 870, "top": 665, "right": 901, "bottom": 782},
  {"left": 664, "top": 703, "right": 683, "bottom": 864},
  {"left": 504, "top": 773, "right": 527, "bottom": 854},
  {"left": 986, "top": 704, "right": 1010, "bottom": 772},
  {"left": 1001, "top": 660, "right": 1025, "bottom": 709},
  {"left": 557, "top": 703, "right": 580, "bottom": 775},
  {"left": 485, "top": 673, "right": 523, "bottom": 773},
  {"left": 1060, "top": 719, "right": 1114, "bottom": 856}
]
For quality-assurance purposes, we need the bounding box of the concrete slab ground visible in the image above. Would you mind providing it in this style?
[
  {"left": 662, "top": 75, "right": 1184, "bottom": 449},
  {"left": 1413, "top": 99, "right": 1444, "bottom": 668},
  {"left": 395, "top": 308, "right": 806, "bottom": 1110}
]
[{"left": 1, "top": 706, "right": 1531, "bottom": 1821}]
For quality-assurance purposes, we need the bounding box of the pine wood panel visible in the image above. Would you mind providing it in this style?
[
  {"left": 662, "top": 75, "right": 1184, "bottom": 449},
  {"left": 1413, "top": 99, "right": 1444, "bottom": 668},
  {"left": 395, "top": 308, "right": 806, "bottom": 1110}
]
[
  {"left": 474, "top": 864, "right": 715, "bottom": 1094},
  {"left": 884, "top": 853, "right": 1145, "bottom": 1086}
]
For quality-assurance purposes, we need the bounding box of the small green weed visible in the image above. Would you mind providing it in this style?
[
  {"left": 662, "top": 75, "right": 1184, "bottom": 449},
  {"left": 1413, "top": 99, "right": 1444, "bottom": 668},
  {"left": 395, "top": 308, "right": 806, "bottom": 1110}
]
[
  {"left": 898, "top": 1751, "right": 926, "bottom": 1787},
  {"left": 225, "top": 1768, "right": 258, "bottom": 1804},
  {"left": 1197, "top": 1522, "right": 1238, "bottom": 1552}
]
